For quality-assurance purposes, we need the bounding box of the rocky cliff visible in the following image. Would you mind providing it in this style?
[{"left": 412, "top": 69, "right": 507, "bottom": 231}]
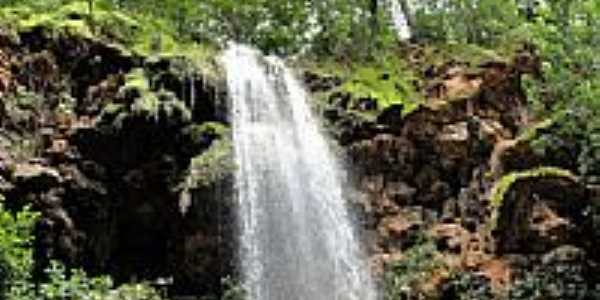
[
  {"left": 0, "top": 27, "right": 233, "bottom": 297},
  {"left": 305, "top": 44, "right": 600, "bottom": 298},
  {"left": 1, "top": 25, "right": 599, "bottom": 299}
]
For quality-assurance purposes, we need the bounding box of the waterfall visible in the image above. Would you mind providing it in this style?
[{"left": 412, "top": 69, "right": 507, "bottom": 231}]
[
  {"left": 387, "top": 0, "right": 412, "bottom": 40},
  {"left": 190, "top": 73, "right": 196, "bottom": 115},
  {"left": 223, "top": 44, "right": 377, "bottom": 300}
]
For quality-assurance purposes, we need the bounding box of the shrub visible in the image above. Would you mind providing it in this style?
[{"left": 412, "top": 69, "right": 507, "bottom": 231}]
[{"left": 384, "top": 241, "right": 444, "bottom": 300}]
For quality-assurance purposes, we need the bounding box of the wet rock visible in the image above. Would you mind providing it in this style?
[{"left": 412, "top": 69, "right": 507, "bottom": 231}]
[
  {"left": 376, "top": 104, "right": 404, "bottom": 128},
  {"left": 542, "top": 245, "right": 586, "bottom": 265},
  {"left": 495, "top": 177, "right": 587, "bottom": 254},
  {"left": 384, "top": 181, "right": 416, "bottom": 205},
  {"left": 12, "top": 163, "right": 61, "bottom": 191},
  {"left": 378, "top": 208, "right": 424, "bottom": 251},
  {"left": 303, "top": 71, "right": 342, "bottom": 92},
  {"left": 437, "top": 122, "right": 469, "bottom": 142},
  {"left": 430, "top": 223, "right": 468, "bottom": 254}
]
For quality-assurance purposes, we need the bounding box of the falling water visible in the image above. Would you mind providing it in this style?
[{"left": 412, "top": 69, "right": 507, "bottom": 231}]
[
  {"left": 387, "top": 0, "right": 412, "bottom": 40},
  {"left": 223, "top": 44, "right": 377, "bottom": 300}
]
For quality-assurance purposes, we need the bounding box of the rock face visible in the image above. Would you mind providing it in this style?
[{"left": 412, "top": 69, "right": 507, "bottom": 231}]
[
  {"left": 314, "top": 46, "right": 600, "bottom": 297},
  {"left": 1, "top": 26, "right": 598, "bottom": 298},
  {"left": 0, "top": 29, "right": 232, "bottom": 297}
]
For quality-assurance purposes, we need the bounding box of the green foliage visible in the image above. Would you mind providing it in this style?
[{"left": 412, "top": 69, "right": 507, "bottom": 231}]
[
  {"left": 74, "top": 0, "right": 398, "bottom": 58},
  {"left": 508, "top": 259, "right": 592, "bottom": 300},
  {"left": 186, "top": 135, "right": 234, "bottom": 189},
  {"left": 519, "top": 0, "right": 600, "bottom": 183},
  {"left": 340, "top": 61, "right": 421, "bottom": 116},
  {"left": 412, "top": 0, "right": 521, "bottom": 45},
  {"left": 9, "top": 261, "right": 163, "bottom": 300},
  {"left": 0, "top": 203, "right": 163, "bottom": 300},
  {"left": 443, "top": 272, "right": 494, "bottom": 300},
  {"left": 185, "top": 122, "right": 230, "bottom": 145},
  {"left": 220, "top": 276, "right": 246, "bottom": 300},
  {"left": 307, "top": 0, "right": 397, "bottom": 59},
  {"left": 0, "top": 0, "right": 219, "bottom": 65},
  {"left": 384, "top": 241, "right": 444, "bottom": 300},
  {"left": 0, "top": 0, "right": 404, "bottom": 60},
  {"left": 0, "top": 203, "right": 39, "bottom": 298},
  {"left": 408, "top": 0, "right": 600, "bottom": 183},
  {"left": 105, "top": 68, "right": 191, "bottom": 127},
  {"left": 302, "top": 49, "right": 422, "bottom": 118}
]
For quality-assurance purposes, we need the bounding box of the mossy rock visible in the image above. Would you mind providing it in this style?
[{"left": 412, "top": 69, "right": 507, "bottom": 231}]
[
  {"left": 184, "top": 136, "right": 234, "bottom": 189},
  {"left": 488, "top": 166, "right": 578, "bottom": 229},
  {"left": 185, "top": 122, "right": 229, "bottom": 144},
  {"left": 0, "top": 1, "right": 222, "bottom": 79},
  {"left": 106, "top": 68, "right": 191, "bottom": 127}
]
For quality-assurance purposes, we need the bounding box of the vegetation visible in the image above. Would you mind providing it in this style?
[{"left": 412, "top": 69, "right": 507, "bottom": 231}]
[
  {"left": 442, "top": 272, "right": 495, "bottom": 300},
  {"left": 0, "top": 203, "right": 38, "bottom": 298},
  {"left": 102, "top": 68, "right": 192, "bottom": 128},
  {"left": 489, "top": 167, "right": 576, "bottom": 208},
  {"left": 0, "top": 203, "right": 162, "bottom": 300},
  {"left": 186, "top": 135, "right": 233, "bottom": 189},
  {"left": 488, "top": 166, "right": 577, "bottom": 230},
  {"left": 339, "top": 60, "right": 422, "bottom": 116},
  {"left": 1, "top": 0, "right": 599, "bottom": 299},
  {"left": 384, "top": 241, "right": 444, "bottom": 300},
  {"left": 508, "top": 256, "right": 593, "bottom": 300}
]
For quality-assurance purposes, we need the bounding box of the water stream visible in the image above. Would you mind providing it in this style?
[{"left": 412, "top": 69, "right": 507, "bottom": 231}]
[{"left": 223, "top": 44, "right": 377, "bottom": 300}]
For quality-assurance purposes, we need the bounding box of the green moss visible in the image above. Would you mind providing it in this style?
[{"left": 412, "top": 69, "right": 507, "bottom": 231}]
[
  {"left": 0, "top": 1, "right": 221, "bottom": 77},
  {"left": 101, "top": 103, "right": 124, "bottom": 116},
  {"left": 421, "top": 42, "right": 508, "bottom": 70},
  {"left": 160, "top": 46, "right": 223, "bottom": 88},
  {"left": 516, "top": 118, "right": 555, "bottom": 143},
  {"left": 197, "top": 122, "right": 229, "bottom": 137},
  {"left": 110, "top": 69, "right": 191, "bottom": 124},
  {"left": 7, "top": 87, "right": 44, "bottom": 109},
  {"left": 489, "top": 167, "right": 576, "bottom": 208},
  {"left": 131, "top": 93, "right": 160, "bottom": 117},
  {"left": 186, "top": 137, "right": 234, "bottom": 188},
  {"left": 183, "top": 122, "right": 230, "bottom": 146},
  {"left": 488, "top": 167, "right": 577, "bottom": 230},
  {"left": 123, "top": 68, "right": 150, "bottom": 91}
]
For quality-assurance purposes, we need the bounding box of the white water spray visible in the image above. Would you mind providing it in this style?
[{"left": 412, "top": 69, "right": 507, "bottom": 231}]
[
  {"left": 223, "top": 44, "right": 377, "bottom": 300},
  {"left": 387, "top": 0, "right": 412, "bottom": 40}
]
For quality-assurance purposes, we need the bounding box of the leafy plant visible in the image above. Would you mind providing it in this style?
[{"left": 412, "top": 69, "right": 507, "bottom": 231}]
[
  {"left": 0, "top": 202, "right": 39, "bottom": 298},
  {"left": 442, "top": 272, "right": 495, "bottom": 300},
  {"left": 384, "top": 241, "right": 444, "bottom": 300},
  {"left": 0, "top": 203, "right": 163, "bottom": 300}
]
